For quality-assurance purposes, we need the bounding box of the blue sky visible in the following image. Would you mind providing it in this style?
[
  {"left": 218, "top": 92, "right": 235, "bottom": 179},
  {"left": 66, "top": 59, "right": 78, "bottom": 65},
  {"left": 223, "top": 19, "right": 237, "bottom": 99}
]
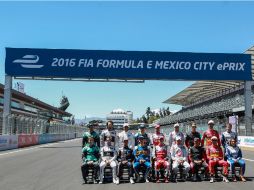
[{"left": 0, "top": 1, "right": 253, "bottom": 119}]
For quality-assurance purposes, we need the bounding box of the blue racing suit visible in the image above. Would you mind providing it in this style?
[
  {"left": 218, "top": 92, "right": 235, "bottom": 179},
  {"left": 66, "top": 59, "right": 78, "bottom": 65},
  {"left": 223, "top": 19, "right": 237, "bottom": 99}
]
[
  {"left": 134, "top": 132, "right": 150, "bottom": 146},
  {"left": 133, "top": 145, "right": 151, "bottom": 179},
  {"left": 226, "top": 145, "right": 245, "bottom": 175}
]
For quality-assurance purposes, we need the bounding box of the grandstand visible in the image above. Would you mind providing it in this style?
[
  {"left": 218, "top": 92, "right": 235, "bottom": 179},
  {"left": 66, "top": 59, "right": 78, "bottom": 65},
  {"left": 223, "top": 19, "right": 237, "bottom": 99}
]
[
  {"left": 157, "top": 46, "right": 254, "bottom": 136},
  {"left": 157, "top": 81, "right": 254, "bottom": 135}
]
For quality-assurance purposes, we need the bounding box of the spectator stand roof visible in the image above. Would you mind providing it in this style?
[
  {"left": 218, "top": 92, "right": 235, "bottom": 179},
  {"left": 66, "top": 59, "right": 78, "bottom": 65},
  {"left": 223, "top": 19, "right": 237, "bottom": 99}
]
[{"left": 163, "top": 46, "right": 254, "bottom": 107}]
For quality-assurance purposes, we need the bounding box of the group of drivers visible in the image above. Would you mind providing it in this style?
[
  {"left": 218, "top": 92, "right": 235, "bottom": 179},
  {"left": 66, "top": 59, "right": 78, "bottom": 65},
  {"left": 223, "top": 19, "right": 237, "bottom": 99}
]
[{"left": 81, "top": 120, "right": 246, "bottom": 184}]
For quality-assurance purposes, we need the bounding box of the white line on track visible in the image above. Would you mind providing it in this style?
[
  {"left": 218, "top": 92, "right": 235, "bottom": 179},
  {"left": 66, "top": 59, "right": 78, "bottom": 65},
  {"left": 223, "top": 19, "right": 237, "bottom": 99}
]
[
  {"left": 0, "top": 138, "right": 80, "bottom": 157},
  {"left": 243, "top": 158, "right": 254, "bottom": 162}
]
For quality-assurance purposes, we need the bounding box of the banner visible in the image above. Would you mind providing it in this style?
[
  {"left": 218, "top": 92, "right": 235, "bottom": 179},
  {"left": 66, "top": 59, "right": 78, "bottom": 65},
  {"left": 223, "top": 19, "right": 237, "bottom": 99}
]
[
  {"left": 18, "top": 134, "right": 38, "bottom": 148},
  {"left": 38, "top": 134, "right": 52, "bottom": 144},
  {"left": 5, "top": 48, "right": 252, "bottom": 80},
  {"left": 0, "top": 135, "right": 18, "bottom": 151},
  {"left": 228, "top": 115, "right": 238, "bottom": 132},
  {"left": 238, "top": 136, "right": 254, "bottom": 147}
]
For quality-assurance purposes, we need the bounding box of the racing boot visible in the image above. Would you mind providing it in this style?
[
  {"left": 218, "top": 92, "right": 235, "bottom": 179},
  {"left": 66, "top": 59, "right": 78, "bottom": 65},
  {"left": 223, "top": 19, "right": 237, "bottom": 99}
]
[
  {"left": 232, "top": 174, "right": 237, "bottom": 182},
  {"left": 192, "top": 173, "right": 197, "bottom": 182},
  {"left": 130, "top": 177, "right": 135, "bottom": 184},
  {"left": 156, "top": 176, "right": 160, "bottom": 183},
  {"left": 115, "top": 177, "right": 120, "bottom": 185},
  {"left": 223, "top": 176, "right": 229, "bottom": 183}
]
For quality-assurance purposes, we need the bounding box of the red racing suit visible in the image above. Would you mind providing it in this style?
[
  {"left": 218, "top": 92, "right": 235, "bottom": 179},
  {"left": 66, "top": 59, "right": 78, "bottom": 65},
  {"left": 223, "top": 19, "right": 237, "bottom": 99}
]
[
  {"left": 206, "top": 144, "right": 229, "bottom": 175},
  {"left": 201, "top": 129, "right": 221, "bottom": 148},
  {"left": 150, "top": 132, "right": 165, "bottom": 147},
  {"left": 153, "top": 144, "right": 170, "bottom": 174}
]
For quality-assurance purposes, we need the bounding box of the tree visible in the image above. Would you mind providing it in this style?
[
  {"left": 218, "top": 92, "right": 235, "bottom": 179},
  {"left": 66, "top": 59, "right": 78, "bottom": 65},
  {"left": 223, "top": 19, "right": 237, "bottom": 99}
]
[
  {"left": 159, "top": 108, "right": 163, "bottom": 117},
  {"left": 146, "top": 107, "right": 151, "bottom": 119},
  {"left": 142, "top": 115, "right": 148, "bottom": 123},
  {"left": 166, "top": 107, "right": 171, "bottom": 115},
  {"left": 162, "top": 107, "right": 166, "bottom": 117},
  {"left": 148, "top": 115, "right": 160, "bottom": 124}
]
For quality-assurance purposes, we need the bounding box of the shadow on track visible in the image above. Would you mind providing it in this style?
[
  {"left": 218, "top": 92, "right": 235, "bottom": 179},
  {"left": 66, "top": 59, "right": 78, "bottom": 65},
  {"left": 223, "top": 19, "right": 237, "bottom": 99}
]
[{"left": 245, "top": 177, "right": 254, "bottom": 181}]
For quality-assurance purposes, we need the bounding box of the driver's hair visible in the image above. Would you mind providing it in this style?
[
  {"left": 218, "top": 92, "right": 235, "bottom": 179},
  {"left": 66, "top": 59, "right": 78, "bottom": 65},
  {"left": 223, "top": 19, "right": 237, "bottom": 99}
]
[{"left": 106, "top": 120, "right": 114, "bottom": 126}]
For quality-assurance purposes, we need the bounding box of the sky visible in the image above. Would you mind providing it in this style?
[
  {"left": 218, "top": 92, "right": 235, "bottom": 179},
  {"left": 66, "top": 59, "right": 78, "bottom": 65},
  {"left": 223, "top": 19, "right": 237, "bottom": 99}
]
[{"left": 0, "top": 1, "right": 253, "bottom": 119}]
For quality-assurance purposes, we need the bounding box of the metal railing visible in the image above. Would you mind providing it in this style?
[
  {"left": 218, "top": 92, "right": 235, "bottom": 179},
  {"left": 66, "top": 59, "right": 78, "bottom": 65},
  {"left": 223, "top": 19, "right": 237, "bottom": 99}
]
[{"left": 0, "top": 113, "right": 84, "bottom": 137}]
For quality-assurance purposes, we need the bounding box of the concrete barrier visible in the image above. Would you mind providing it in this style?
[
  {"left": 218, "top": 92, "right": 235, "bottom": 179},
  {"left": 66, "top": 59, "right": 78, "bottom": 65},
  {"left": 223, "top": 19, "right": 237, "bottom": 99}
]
[
  {"left": 0, "top": 135, "right": 18, "bottom": 151},
  {"left": 238, "top": 136, "right": 254, "bottom": 151},
  {"left": 18, "top": 134, "right": 39, "bottom": 148},
  {"left": 0, "top": 133, "right": 77, "bottom": 151}
]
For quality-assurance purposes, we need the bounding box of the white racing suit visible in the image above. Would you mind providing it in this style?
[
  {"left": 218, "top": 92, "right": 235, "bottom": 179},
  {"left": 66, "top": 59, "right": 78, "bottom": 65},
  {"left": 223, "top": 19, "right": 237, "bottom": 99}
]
[
  {"left": 118, "top": 131, "right": 135, "bottom": 150},
  {"left": 100, "top": 129, "right": 118, "bottom": 149},
  {"left": 170, "top": 144, "right": 190, "bottom": 175},
  {"left": 100, "top": 144, "right": 118, "bottom": 181}
]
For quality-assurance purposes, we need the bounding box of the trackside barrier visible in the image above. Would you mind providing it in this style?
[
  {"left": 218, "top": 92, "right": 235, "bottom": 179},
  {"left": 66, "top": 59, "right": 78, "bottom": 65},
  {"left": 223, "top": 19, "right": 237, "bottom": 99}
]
[
  {"left": 18, "top": 134, "right": 39, "bottom": 148},
  {"left": 38, "top": 134, "right": 53, "bottom": 144},
  {"left": 238, "top": 136, "right": 254, "bottom": 148},
  {"left": 0, "top": 133, "right": 78, "bottom": 151},
  {"left": 0, "top": 135, "right": 18, "bottom": 151},
  {"left": 38, "top": 134, "right": 76, "bottom": 144}
]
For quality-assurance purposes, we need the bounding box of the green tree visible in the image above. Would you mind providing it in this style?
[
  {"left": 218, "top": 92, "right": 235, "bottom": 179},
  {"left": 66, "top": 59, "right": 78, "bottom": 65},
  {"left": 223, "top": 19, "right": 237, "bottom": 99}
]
[
  {"left": 146, "top": 107, "right": 151, "bottom": 119},
  {"left": 142, "top": 115, "right": 148, "bottom": 123},
  {"left": 166, "top": 107, "right": 171, "bottom": 115}
]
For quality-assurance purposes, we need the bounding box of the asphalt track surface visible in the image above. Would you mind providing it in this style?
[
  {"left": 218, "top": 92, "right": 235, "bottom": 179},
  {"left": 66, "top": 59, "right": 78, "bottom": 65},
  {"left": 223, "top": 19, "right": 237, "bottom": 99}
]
[{"left": 0, "top": 139, "right": 254, "bottom": 190}]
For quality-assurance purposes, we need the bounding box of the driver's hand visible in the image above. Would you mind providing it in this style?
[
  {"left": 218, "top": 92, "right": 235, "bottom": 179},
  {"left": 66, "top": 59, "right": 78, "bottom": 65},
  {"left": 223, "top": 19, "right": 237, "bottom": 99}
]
[{"left": 122, "top": 160, "right": 128, "bottom": 164}]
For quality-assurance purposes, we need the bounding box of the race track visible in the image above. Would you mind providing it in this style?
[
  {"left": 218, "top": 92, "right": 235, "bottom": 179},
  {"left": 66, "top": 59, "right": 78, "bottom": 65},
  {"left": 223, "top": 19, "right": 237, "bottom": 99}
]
[{"left": 0, "top": 139, "right": 253, "bottom": 190}]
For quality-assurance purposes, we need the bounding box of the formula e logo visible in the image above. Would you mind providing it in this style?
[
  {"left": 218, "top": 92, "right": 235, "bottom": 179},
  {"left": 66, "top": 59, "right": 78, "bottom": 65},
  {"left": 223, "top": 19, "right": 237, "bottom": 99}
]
[{"left": 13, "top": 55, "right": 44, "bottom": 69}]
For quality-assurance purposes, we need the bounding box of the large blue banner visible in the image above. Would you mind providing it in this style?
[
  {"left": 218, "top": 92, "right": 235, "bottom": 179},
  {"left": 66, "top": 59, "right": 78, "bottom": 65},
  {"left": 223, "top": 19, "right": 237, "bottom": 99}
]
[{"left": 5, "top": 47, "right": 252, "bottom": 80}]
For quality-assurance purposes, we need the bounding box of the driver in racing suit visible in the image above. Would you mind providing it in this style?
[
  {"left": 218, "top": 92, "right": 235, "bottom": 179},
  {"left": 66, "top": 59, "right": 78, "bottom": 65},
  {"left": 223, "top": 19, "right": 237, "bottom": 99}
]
[
  {"left": 207, "top": 136, "right": 229, "bottom": 183},
  {"left": 153, "top": 136, "right": 170, "bottom": 183},
  {"left": 171, "top": 136, "right": 190, "bottom": 180},
  {"left": 134, "top": 124, "right": 150, "bottom": 146},
  {"left": 81, "top": 136, "right": 100, "bottom": 183},
  {"left": 117, "top": 137, "right": 135, "bottom": 184},
  {"left": 118, "top": 123, "right": 135, "bottom": 150},
  {"left": 82, "top": 123, "right": 100, "bottom": 148},
  {"left": 133, "top": 136, "right": 151, "bottom": 183},
  {"left": 100, "top": 120, "right": 118, "bottom": 149},
  {"left": 150, "top": 124, "right": 165, "bottom": 148},
  {"left": 201, "top": 120, "right": 221, "bottom": 148},
  {"left": 99, "top": 136, "right": 119, "bottom": 185}
]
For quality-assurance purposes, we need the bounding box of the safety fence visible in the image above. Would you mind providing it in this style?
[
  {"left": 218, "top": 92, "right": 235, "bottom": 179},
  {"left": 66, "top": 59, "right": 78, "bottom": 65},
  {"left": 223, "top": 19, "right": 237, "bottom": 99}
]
[
  {"left": 0, "top": 113, "right": 86, "bottom": 151},
  {"left": 0, "top": 133, "right": 77, "bottom": 151}
]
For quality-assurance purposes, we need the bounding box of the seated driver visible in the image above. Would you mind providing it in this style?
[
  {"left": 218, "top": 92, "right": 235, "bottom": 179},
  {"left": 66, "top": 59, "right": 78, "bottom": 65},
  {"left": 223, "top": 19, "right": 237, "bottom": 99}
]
[
  {"left": 133, "top": 136, "right": 151, "bottom": 183},
  {"left": 171, "top": 136, "right": 190, "bottom": 179},
  {"left": 226, "top": 138, "right": 246, "bottom": 182},
  {"left": 189, "top": 138, "right": 208, "bottom": 181},
  {"left": 207, "top": 136, "right": 229, "bottom": 183},
  {"left": 99, "top": 136, "right": 119, "bottom": 185},
  {"left": 117, "top": 136, "right": 135, "bottom": 184},
  {"left": 153, "top": 136, "right": 170, "bottom": 183},
  {"left": 81, "top": 136, "right": 100, "bottom": 183}
]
